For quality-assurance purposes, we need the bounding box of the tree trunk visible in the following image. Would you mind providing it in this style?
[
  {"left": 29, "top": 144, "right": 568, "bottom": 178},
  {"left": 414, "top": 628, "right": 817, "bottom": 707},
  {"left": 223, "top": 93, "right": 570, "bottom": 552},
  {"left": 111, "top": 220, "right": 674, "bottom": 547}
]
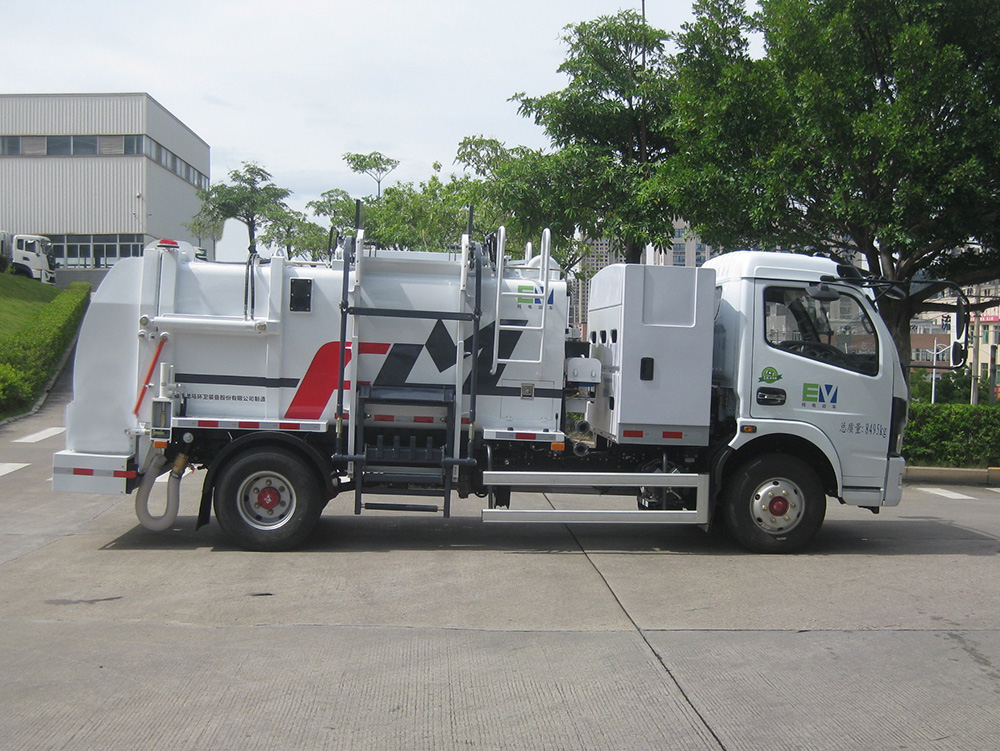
[
  {"left": 878, "top": 297, "right": 915, "bottom": 390},
  {"left": 623, "top": 237, "right": 642, "bottom": 264}
]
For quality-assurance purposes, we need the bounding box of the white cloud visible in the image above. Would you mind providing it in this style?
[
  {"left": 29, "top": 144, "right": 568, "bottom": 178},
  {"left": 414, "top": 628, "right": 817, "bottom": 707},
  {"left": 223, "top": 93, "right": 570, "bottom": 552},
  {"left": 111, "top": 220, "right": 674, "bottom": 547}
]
[{"left": 3, "top": 0, "right": 695, "bottom": 258}]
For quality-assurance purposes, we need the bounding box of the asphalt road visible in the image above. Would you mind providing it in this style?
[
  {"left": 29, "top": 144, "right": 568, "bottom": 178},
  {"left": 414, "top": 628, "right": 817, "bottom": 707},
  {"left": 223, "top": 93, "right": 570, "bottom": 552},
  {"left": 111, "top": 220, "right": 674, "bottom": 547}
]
[{"left": 2, "top": 367, "right": 999, "bottom": 750}]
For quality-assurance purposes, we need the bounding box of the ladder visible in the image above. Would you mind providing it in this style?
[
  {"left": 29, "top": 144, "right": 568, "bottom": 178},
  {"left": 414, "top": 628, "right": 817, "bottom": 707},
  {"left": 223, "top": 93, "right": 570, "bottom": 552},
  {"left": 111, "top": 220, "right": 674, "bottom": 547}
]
[
  {"left": 491, "top": 227, "right": 554, "bottom": 374},
  {"left": 333, "top": 227, "right": 483, "bottom": 516}
]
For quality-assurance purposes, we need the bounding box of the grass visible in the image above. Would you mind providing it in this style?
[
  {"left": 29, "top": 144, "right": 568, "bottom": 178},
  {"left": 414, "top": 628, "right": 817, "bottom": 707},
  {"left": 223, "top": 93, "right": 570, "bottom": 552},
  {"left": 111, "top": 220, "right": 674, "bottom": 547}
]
[{"left": 0, "top": 273, "right": 60, "bottom": 340}]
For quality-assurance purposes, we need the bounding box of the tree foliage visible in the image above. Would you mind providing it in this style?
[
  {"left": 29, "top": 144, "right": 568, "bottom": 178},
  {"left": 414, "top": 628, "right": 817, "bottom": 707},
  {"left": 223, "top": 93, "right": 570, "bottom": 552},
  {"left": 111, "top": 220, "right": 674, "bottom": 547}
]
[
  {"left": 343, "top": 151, "right": 400, "bottom": 198},
  {"left": 507, "top": 10, "right": 677, "bottom": 263},
  {"left": 663, "top": 0, "right": 1000, "bottom": 363},
  {"left": 364, "top": 164, "right": 474, "bottom": 251},
  {"left": 198, "top": 162, "right": 291, "bottom": 256}
]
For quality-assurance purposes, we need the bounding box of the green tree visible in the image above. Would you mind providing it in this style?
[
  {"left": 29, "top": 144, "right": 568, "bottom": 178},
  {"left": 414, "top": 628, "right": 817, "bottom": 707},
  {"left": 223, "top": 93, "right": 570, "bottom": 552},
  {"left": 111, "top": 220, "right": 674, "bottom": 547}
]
[
  {"left": 512, "top": 10, "right": 677, "bottom": 263},
  {"left": 909, "top": 367, "right": 992, "bottom": 405},
  {"left": 183, "top": 205, "right": 225, "bottom": 250},
  {"left": 306, "top": 188, "right": 359, "bottom": 257},
  {"left": 343, "top": 151, "right": 399, "bottom": 199},
  {"left": 198, "top": 162, "right": 291, "bottom": 255},
  {"left": 364, "top": 163, "right": 472, "bottom": 250},
  {"left": 259, "top": 207, "right": 328, "bottom": 260},
  {"left": 664, "top": 0, "right": 1000, "bottom": 365},
  {"left": 455, "top": 135, "right": 593, "bottom": 270}
]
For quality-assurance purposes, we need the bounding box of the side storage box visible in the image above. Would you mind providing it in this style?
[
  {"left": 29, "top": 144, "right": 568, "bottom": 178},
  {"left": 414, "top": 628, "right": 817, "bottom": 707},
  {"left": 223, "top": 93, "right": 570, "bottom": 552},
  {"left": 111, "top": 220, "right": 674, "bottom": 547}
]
[{"left": 586, "top": 264, "right": 716, "bottom": 445}]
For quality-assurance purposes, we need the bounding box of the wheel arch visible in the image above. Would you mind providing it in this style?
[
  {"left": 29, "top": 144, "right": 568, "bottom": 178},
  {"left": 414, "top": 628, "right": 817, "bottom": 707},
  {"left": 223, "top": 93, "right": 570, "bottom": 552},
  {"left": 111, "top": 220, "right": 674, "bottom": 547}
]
[
  {"left": 720, "top": 432, "right": 838, "bottom": 499},
  {"left": 196, "top": 431, "right": 337, "bottom": 529}
]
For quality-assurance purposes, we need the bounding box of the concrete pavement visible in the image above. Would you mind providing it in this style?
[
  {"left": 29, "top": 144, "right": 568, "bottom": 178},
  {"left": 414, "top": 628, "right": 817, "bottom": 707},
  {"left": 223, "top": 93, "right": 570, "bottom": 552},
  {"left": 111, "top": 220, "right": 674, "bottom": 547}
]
[{"left": 2, "top": 368, "right": 1000, "bottom": 749}]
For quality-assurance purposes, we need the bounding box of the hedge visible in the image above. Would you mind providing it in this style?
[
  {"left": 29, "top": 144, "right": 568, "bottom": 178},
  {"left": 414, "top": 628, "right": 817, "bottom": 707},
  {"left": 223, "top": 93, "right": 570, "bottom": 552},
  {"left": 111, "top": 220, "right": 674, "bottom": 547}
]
[
  {"left": 0, "top": 282, "right": 90, "bottom": 416},
  {"left": 903, "top": 403, "right": 1000, "bottom": 468}
]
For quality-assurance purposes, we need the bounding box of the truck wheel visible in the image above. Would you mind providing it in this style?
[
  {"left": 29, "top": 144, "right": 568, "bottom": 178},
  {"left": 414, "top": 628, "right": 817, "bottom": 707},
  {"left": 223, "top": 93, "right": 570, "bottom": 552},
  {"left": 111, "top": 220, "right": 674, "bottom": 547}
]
[
  {"left": 214, "top": 448, "right": 322, "bottom": 551},
  {"left": 723, "top": 454, "right": 826, "bottom": 553}
]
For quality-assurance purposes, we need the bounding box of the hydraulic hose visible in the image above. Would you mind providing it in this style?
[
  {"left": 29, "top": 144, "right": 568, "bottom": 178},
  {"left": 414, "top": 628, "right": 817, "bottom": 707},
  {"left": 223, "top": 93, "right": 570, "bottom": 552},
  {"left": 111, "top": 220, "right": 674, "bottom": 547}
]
[{"left": 135, "top": 452, "right": 188, "bottom": 531}]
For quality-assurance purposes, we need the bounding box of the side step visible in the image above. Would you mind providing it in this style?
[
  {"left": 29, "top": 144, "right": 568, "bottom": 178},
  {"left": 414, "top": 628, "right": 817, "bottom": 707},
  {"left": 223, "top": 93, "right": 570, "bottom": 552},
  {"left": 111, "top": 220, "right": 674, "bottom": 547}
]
[
  {"left": 480, "top": 470, "right": 710, "bottom": 525},
  {"left": 362, "top": 502, "right": 439, "bottom": 513}
]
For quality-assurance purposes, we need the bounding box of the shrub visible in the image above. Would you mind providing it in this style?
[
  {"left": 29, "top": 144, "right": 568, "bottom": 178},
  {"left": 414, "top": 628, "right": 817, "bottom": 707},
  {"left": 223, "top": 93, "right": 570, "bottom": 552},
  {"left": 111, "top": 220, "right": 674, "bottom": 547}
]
[
  {"left": 903, "top": 403, "right": 1000, "bottom": 468},
  {"left": 0, "top": 282, "right": 90, "bottom": 415}
]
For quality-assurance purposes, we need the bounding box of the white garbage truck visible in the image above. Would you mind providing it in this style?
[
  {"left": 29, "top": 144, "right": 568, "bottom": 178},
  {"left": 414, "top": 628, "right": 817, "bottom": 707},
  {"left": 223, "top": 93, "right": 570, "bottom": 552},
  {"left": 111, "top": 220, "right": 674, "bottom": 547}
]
[
  {"left": 52, "top": 223, "right": 964, "bottom": 552},
  {"left": 0, "top": 232, "right": 56, "bottom": 283}
]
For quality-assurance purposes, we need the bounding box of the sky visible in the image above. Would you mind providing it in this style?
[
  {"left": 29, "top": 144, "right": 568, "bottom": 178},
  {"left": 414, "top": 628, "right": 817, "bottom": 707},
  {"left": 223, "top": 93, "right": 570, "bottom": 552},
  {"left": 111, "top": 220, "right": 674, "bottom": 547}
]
[{"left": 3, "top": 0, "right": 698, "bottom": 259}]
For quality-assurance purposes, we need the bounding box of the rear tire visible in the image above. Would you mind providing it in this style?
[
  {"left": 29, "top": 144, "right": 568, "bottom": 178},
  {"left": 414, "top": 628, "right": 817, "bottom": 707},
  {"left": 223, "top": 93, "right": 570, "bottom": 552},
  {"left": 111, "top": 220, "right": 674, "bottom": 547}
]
[
  {"left": 214, "top": 448, "right": 323, "bottom": 551},
  {"left": 723, "top": 454, "right": 826, "bottom": 553}
]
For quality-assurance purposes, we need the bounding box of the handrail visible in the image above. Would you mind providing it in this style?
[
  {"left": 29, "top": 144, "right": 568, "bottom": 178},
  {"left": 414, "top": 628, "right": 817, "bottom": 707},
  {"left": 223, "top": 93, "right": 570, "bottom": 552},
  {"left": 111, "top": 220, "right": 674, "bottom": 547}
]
[
  {"left": 493, "top": 228, "right": 552, "bottom": 369},
  {"left": 491, "top": 227, "right": 507, "bottom": 374}
]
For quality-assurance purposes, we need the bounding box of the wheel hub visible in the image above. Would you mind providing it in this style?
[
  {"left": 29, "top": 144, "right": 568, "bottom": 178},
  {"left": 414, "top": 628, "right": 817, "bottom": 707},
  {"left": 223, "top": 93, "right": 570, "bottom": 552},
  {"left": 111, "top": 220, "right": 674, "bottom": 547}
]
[
  {"left": 256, "top": 486, "right": 281, "bottom": 511},
  {"left": 237, "top": 472, "right": 295, "bottom": 530},
  {"left": 750, "top": 477, "right": 804, "bottom": 534}
]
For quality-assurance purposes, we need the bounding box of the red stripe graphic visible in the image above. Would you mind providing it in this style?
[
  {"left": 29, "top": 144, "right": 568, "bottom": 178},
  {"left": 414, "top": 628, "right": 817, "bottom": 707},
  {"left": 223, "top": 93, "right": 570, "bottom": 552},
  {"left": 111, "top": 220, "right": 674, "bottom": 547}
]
[{"left": 284, "top": 342, "right": 390, "bottom": 420}]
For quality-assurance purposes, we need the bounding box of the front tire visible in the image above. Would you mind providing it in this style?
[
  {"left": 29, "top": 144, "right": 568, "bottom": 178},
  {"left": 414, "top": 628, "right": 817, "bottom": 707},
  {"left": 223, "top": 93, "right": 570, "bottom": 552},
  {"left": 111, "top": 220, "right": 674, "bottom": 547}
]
[
  {"left": 214, "top": 448, "right": 323, "bottom": 551},
  {"left": 723, "top": 454, "right": 826, "bottom": 553}
]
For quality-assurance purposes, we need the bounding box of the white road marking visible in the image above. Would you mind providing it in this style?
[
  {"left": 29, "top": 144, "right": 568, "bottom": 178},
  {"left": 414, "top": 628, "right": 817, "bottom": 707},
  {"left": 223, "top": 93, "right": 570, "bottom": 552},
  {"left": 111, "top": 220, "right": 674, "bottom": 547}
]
[
  {"left": 920, "top": 487, "right": 974, "bottom": 500},
  {"left": 0, "top": 463, "right": 30, "bottom": 478},
  {"left": 13, "top": 427, "right": 66, "bottom": 443}
]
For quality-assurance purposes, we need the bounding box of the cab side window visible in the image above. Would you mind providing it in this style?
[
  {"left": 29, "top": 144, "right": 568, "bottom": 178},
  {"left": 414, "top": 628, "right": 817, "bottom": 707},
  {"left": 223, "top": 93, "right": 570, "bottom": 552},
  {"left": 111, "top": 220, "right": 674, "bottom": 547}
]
[{"left": 764, "top": 286, "right": 878, "bottom": 376}]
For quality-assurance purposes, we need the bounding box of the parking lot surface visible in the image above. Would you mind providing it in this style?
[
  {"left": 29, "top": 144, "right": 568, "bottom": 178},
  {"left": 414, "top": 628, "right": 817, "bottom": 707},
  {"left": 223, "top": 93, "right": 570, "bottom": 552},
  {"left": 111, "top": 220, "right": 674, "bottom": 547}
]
[{"left": 2, "top": 369, "right": 999, "bottom": 750}]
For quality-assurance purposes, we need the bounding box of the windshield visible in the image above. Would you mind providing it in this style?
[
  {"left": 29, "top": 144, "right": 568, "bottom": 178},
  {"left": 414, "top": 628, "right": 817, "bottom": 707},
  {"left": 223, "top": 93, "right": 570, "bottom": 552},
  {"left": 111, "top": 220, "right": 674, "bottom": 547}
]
[{"left": 764, "top": 286, "right": 879, "bottom": 376}]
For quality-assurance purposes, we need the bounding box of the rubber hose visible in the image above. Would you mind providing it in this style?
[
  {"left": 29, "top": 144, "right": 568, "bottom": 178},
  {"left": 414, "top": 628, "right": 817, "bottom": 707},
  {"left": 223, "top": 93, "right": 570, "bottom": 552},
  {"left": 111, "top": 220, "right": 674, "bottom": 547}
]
[{"left": 135, "top": 453, "right": 179, "bottom": 531}]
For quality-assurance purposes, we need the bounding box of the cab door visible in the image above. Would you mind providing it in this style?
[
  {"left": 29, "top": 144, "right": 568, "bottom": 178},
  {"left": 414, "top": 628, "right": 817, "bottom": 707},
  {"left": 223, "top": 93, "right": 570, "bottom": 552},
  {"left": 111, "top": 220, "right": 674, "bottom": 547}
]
[{"left": 750, "top": 282, "right": 894, "bottom": 494}]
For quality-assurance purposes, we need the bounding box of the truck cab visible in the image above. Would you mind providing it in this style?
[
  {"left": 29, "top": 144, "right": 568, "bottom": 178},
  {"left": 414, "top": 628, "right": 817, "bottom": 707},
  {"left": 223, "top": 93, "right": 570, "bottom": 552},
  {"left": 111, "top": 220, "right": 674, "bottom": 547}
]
[
  {"left": 707, "top": 252, "right": 908, "bottom": 546},
  {"left": 1, "top": 232, "right": 56, "bottom": 283}
]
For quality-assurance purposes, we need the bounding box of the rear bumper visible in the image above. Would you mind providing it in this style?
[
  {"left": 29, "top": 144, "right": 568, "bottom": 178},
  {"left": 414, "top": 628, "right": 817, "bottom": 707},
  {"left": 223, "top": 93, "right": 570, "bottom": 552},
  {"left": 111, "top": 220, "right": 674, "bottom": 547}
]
[{"left": 53, "top": 451, "right": 137, "bottom": 494}]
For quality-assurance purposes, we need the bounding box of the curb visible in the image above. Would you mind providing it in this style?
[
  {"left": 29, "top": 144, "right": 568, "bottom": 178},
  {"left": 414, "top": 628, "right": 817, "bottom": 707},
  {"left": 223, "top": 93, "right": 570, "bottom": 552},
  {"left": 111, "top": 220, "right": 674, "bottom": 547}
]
[{"left": 904, "top": 466, "right": 1000, "bottom": 487}]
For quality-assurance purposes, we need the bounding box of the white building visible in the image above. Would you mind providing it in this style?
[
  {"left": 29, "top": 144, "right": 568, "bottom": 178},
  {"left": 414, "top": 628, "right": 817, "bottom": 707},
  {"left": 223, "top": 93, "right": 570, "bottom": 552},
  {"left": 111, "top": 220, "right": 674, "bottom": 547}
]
[
  {"left": 569, "top": 221, "right": 715, "bottom": 329},
  {"left": 645, "top": 219, "right": 714, "bottom": 268},
  {"left": 0, "top": 93, "right": 210, "bottom": 284}
]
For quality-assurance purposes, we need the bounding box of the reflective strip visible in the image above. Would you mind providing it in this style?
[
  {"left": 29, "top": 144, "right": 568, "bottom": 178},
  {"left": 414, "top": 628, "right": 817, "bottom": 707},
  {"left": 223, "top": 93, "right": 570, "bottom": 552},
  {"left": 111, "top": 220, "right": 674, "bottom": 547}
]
[
  {"left": 56, "top": 467, "right": 137, "bottom": 479},
  {"left": 172, "top": 417, "right": 326, "bottom": 433}
]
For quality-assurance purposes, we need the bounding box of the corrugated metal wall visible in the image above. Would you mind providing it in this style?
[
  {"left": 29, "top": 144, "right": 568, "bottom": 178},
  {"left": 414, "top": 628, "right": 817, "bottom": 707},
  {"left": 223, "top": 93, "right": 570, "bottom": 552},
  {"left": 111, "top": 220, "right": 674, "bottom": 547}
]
[
  {"left": 0, "top": 93, "right": 210, "bottom": 241},
  {"left": 0, "top": 157, "right": 147, "bottom": 234},
  {"left": 0, "top": 93, "right": 146, "bottom": 136}
]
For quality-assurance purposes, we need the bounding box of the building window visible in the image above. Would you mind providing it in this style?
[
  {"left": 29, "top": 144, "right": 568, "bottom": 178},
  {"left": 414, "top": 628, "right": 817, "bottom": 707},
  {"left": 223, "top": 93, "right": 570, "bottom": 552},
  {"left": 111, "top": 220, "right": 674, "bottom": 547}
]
[
  {"left": 46, "top": 136, "right": 72, "bottom": 155},
  {"left": 72, "top": 136, "right": 98, "bottom": 155},
  {"left": 49, "top": 233, "right": 151, "bottom": 269},
  {"left": 124, "top": 135, "right": 144, "bottom": 154},
  {"left": 2, "top": 131, "right": 207, "bottom": 189}
]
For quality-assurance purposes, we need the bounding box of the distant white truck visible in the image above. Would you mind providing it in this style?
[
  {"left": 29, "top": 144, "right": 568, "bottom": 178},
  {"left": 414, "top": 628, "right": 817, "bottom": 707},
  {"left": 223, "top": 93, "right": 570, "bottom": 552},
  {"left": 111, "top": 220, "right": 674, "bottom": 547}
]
[{"left": 0, "top": 232, "right": 56, "bottom": 283}]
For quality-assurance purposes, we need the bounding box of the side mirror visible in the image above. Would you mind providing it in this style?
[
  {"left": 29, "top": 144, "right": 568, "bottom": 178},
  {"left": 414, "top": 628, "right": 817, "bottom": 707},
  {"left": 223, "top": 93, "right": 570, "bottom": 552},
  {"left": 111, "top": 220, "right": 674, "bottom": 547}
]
[
  {"left": 950, "top": 295, "right": 969, "bottom": 367},
  {"left": 806, "top": 283, "right": 841, "bottom": 301}
]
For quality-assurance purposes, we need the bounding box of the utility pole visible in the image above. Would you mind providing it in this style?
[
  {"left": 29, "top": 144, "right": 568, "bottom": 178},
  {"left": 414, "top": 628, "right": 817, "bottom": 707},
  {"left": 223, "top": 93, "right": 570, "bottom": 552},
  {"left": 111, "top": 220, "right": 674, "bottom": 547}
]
[{"left": 971, "top": 284, "right": 981, "bottom": 405}]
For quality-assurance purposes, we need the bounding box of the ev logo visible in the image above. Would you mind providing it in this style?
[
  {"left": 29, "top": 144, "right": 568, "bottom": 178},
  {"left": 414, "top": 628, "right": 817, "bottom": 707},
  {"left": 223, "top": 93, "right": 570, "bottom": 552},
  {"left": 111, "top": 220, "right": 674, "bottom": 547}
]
[
  {"left": 802, "top": 383, "right": 838, "bottom": 408},
  {"left": 759, "top": 366, "right": 782, "bottom": 384}
]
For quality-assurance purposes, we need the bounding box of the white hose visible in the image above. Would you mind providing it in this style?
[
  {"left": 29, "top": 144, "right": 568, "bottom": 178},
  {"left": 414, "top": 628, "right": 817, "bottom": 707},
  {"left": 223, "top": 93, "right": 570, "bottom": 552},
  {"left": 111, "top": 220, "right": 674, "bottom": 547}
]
[{"left": 135, "top": 453, "right": 181, "bottom": 531}]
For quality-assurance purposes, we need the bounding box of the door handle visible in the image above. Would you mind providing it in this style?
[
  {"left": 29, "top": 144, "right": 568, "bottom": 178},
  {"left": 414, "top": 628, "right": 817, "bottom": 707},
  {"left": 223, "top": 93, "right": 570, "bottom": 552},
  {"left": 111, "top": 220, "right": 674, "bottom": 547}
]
[{"left": 756, "top": 387, "right": 786, "bottom": 406}]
